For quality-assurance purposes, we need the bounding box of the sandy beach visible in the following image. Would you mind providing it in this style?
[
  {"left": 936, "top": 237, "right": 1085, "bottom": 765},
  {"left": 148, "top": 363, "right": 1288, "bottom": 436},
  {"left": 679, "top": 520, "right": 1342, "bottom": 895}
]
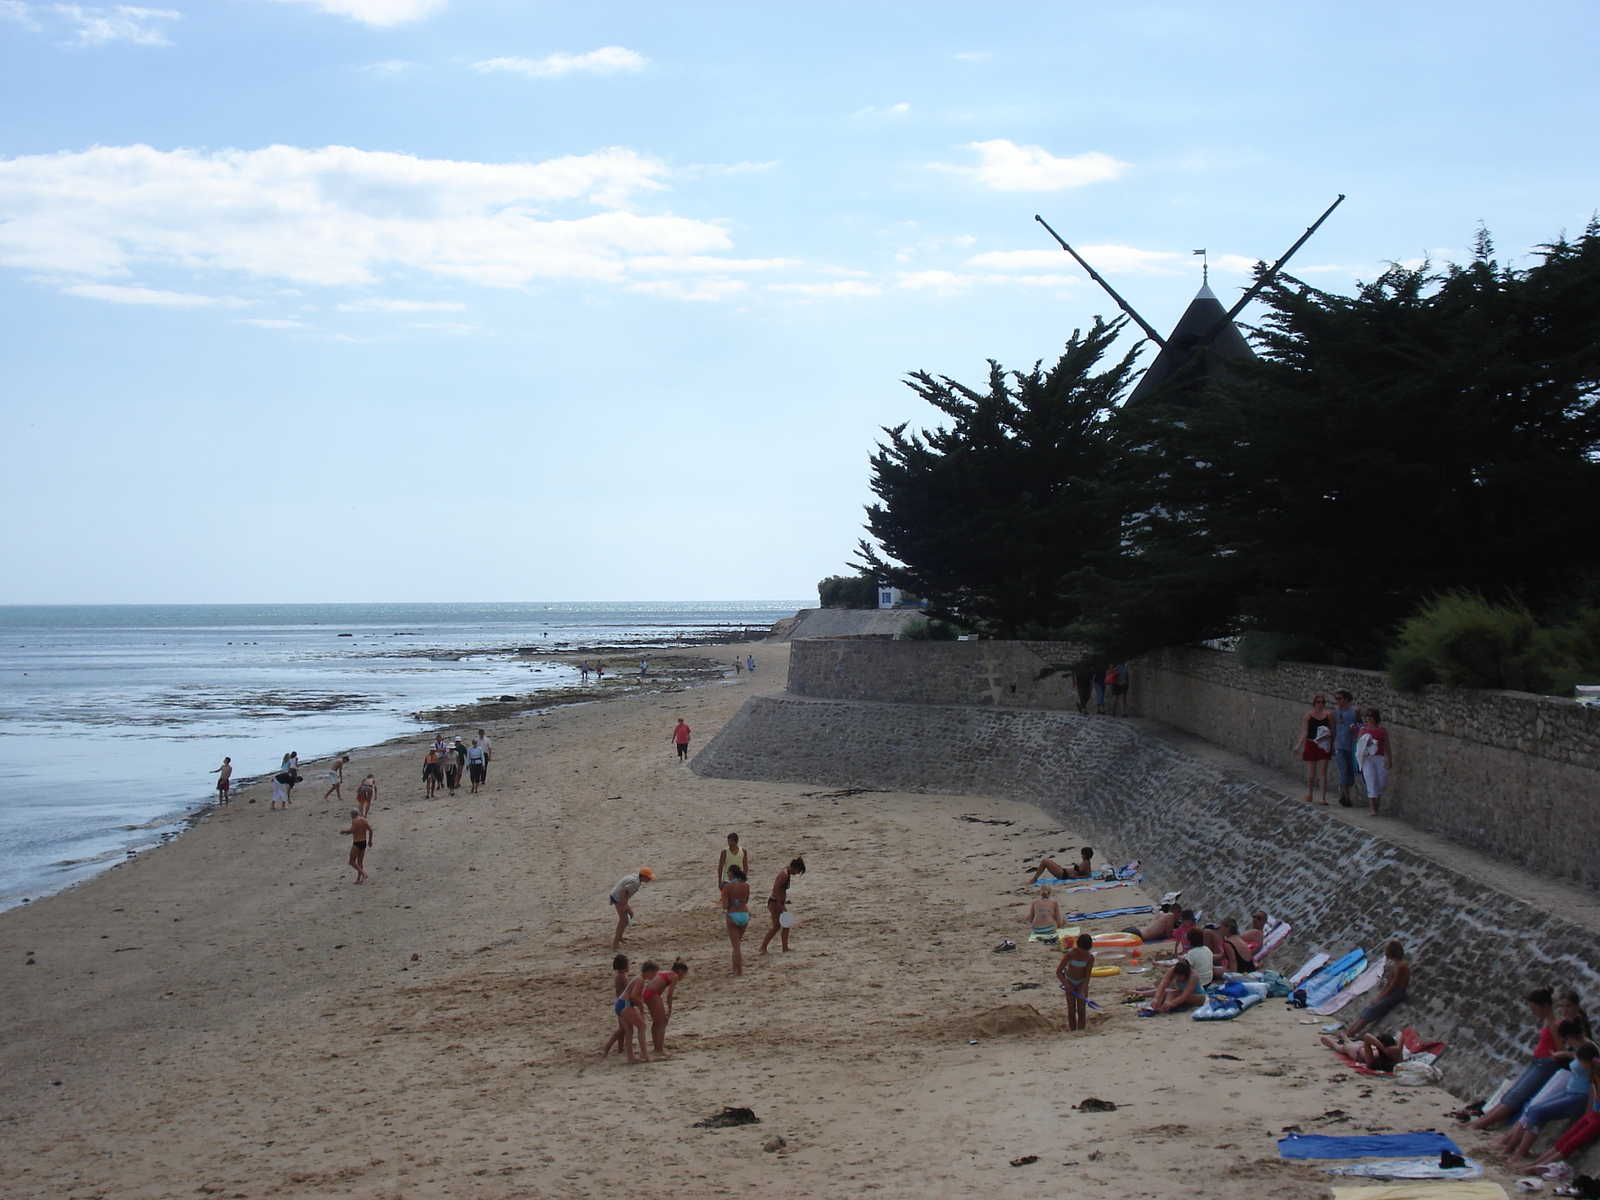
[{"left": 0, "top": 642, "right": 1500, "bottom": 1199}]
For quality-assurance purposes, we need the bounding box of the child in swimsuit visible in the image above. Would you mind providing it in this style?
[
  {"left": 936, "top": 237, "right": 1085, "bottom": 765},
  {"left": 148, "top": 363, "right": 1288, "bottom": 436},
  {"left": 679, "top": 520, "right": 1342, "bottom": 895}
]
[
  {"left": 1056, "top": 933, "right": 1096, "bottom": 1031},
  {"left": 617, "top": 964, "right": 656, "bottom": 1063},
  {"left": 1027, "top": 888, "right": 1064, "bottom": 935},
  {"left": 723, "top": 867, "right": 752, "bottom": 977},
  {"left": 641, "top": 960, "right": 688, "bottom": 1056},
  {"left": 602, "top": 954, "right": 633, "bottom": 1058}
]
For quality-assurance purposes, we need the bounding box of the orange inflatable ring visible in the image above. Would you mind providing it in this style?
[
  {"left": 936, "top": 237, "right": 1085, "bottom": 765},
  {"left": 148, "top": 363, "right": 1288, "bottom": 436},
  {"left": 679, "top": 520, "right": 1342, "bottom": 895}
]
[{"left": 1091, "top": 933, "right": 1143, "bottom": 947}]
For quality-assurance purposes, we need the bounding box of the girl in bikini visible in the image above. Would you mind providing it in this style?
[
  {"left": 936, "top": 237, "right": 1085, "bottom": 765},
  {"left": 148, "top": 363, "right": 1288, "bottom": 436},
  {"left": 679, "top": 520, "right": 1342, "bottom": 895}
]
[
  {"left": 641, "top": 959, "right": 689, "bottom": 1056},
  {"left": 1056, "top": 933, "right": 1096, "bottom": 1031},
  {"left": 723, "top": 866, "right": 751, "bottom": 977},
  {"left": 355, "top": 773, "right": 377, "bottom": 817},
  {"left": 1027, "top": 888, "right": 1064, "bottom": 936},
  {"left": 617, "top": 962, "right": 656, "bottom": 1063},
  {"left": 759, "top": 857, "right": 806, "bottom": 954},
  {"left": 1297, "top": 694, "right": 1334, "bottom": 804}
]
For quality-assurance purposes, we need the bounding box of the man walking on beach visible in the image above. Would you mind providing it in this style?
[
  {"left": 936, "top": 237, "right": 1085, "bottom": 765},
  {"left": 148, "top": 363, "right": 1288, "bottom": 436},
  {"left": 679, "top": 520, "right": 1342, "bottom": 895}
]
[
  {"left": 671, "top": 718, "right": 692, "bottom": 761},
  {"left": 340, "top": 808, "right": 373, "bottom": 884},
  {"left": 210, "top": 757, "right": 232, "bottom": 803},
  {"left": 476, "top": 729, "right": 492, "bottom": 782},
  {"left": 1332, "top": 690, "right": 1361, "bottom": 807},
  {"left": 746, "top": 653, "right": 755, "bottom": 675},
  {"left": 323, "top": 755, "right": 350, "bottom": 801},
  {"left": 466, "top": 739, "right": 486, "bottom": 793}
]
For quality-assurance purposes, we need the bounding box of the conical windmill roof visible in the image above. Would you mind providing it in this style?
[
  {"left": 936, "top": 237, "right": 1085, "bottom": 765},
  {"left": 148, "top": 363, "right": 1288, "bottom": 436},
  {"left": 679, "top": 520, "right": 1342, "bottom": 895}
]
[{"left": 1126, "top": 282, "right": 1256, "bottom": 405}]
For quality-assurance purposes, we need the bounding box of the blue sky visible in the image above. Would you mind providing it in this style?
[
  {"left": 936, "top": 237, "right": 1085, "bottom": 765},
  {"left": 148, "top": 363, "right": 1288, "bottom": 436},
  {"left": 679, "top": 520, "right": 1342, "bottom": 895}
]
[{"left": 2, "top": 0, "right": 1597, "bottom": 604}]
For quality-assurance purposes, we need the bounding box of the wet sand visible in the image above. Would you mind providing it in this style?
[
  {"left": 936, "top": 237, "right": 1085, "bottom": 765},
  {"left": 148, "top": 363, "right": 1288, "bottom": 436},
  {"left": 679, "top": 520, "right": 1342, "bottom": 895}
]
[{"left": 0, "top": 642, "right": 1503, "bottom": 1198}]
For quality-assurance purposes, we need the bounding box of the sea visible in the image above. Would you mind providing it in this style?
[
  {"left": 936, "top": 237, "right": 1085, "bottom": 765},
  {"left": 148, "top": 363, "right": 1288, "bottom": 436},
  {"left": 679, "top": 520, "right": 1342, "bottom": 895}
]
[{"left": 0, "top": 602, "right": 802, "bottom": 911}]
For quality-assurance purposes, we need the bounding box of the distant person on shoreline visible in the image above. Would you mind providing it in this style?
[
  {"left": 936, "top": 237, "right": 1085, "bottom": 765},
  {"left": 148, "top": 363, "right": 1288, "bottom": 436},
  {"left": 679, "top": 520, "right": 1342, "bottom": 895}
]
[
  {"left": 323, "top": 755, "right": 350, "bottom": 801},
  {"left": 639, "top": 659, "right": 649, "bottom": 681},
  {"left": 340, "top": 807, "right": 372, "bottom": 883},
  {"left": 1297, "top": 694, "right": 1334, "bottom": 804},
  {"left": 286, "top": 751, "right": 301, "bottom": 801},
  {"left": 476, "top": 729, "right": 491, "bottom": 781},
  {"left": 423, "top": 746, "right": 443, "bottom": 798},
  {"left": 210, "top": 757, "right": 232, "bottom": 803},
  {"left": 759, "top": 857, "right": 806, "bottom": 954},
  {"left": 271, "top": 759, "right": 294, "bottom": 810},
  {"left": 734, "top": 657, "right": 743, "bottom": 677},
  {"left": 355, "top": 773, "right": 377, "bottom": 817},
  {"left": 596, "top": 662, "right": 605, "bottom": 684},
  {"left": 580, "top": 662, "right": 591, "bottom": 683},
  {"left": 671, "top": 719, "right": 691, "bottom": 761},
  {"left": 466, "top": 738, "right": 486, "bottom": 793},
  {"left": 722, "top": 865, "right": 751, "bottom": 976},
  {"left": 609, "top": 867, "right": 655, "bottom": 950},
  {"left": 746, "top": 654, "right": 755, "bottom": 675}
]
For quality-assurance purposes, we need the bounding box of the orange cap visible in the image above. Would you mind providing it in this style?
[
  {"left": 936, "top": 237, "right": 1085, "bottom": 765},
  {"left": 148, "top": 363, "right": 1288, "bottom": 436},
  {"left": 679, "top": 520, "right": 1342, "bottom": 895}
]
[{"left": 638, "top": 867, "right": 655, "bottom": 881}]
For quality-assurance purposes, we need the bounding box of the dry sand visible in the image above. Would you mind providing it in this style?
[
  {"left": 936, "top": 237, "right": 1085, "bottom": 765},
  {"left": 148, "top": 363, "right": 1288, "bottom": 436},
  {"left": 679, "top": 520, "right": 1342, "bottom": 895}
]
[{"left": 0, "top": 642, "right": 1515, "bottom": 1198}]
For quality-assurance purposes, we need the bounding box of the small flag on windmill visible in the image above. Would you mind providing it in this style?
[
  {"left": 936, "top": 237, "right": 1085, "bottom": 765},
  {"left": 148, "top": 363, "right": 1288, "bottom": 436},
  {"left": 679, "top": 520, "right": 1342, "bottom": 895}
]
[{"left": 1193, "top": 248, "right": 1208, "bottom": 283}]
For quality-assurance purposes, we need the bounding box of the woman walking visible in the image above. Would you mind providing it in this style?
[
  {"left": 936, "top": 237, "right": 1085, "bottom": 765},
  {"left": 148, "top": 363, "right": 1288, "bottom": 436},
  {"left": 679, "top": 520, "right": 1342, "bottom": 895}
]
[
  {"left": 1296, "top": 694, "right": 1334, "bottom": 804},
  {"left": 1356, "top": 708, "right": 1392, "bottom": 815},
  {"left": 722, "top": 867, "right": 751, "bottom": 976},
  {"left": 759, "top": 857, "right": 806, "bottom": 954}
]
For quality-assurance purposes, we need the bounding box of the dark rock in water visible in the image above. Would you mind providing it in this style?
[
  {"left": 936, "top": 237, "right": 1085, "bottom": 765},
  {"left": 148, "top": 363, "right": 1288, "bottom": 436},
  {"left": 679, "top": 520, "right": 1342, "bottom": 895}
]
[
  {"left": 693, "top": 1107, "right": 760, "bottom": 1129},
  {"left": 499, "top": 695, "right": 517, "bottom": 702},
  {"left": 1077, "top": 1098, "right": 1116, "bottom": 1113}
]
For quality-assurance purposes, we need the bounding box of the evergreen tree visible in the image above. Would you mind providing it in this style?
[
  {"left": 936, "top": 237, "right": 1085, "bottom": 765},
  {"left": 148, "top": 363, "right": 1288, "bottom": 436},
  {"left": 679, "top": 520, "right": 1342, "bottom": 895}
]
[
  {"left": 855, "top": 318, "right": 1139, "bottom": 636},
  {"left": 1093, "top": 224, "right": 1600, "bottom": 663}
]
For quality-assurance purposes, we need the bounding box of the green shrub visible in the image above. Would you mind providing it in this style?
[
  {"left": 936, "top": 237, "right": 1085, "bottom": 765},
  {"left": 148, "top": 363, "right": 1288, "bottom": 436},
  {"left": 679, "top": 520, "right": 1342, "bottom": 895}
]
[
  {"left": 901, "top": 617, "right": 960, "bottom": 641},
  {"left": 1235, "top": 632, "right": 1333, "bottom": 671},
  {"left": 817, "top": 574, "right": 880, "bottom": 609},
  {"left": 1386, "top": 593, "right": 1578, "bottom": 693}
]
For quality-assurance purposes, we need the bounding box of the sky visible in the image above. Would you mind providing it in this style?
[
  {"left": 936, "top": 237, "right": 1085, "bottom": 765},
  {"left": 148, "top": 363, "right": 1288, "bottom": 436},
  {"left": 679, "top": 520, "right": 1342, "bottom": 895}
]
[{"left": 2, "top": 0, "right": 1597, "bottom": 605}]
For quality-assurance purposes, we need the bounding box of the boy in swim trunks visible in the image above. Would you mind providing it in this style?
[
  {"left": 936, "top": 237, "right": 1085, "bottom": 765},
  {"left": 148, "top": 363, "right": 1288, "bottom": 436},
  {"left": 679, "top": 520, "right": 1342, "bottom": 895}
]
[
  {"left": 210, "top": 757, "right": 232, "bottom": 803},
  {"left": 339, "top": 808, "right": 372, "bottom": 884}
]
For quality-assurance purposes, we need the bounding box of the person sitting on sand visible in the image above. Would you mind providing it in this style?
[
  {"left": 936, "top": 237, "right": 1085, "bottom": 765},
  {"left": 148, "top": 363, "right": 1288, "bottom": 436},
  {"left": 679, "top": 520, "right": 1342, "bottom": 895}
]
[
  {"left": 1026, "top": 887, "right": 1064, "bottom": 935},
  {"left": 1503, "top": 1042, "right": 1600, "bottom": 1164},
  {"left": 1057, "top": 933, "right": 1096, "bottom": 1032},
  {"left": 1131, "top": 927, "right": 1213, "bottom": 999},
  {"left": 1028, "top": 846, "right": 1094, "bottom": 884},
  {"left": 1218, "top": 919, "right": 1257, "bottom": 973},
  {"left": 1529, "top": 1037, "right": 1600, "bottom": 1171},
  {"left": 1463, "top": 988, "right": 1563, "bottom": 1130},
  {"left": 355, "top": 773, "right": 377, "bottom": 818},
  {"left": 1148, "top": 960, "right": 1205, "bottom": 1013},
  {"left": 1241, "top": 910, "right": 1269, "bottom": 956},
  {"left": 641, "top": 959, "right": 688, "bottom": 1056},
  {"left": 1320, "top": 1030, "right": 1404, "bottom": 1072},
  {"left": 722, "top": 866, "right": 751, "bottom": 977},
  {"left": 1344, "top": 940, "right": 1409, "bottom": 1037},
  {"left": 609, "top": 868, "right": 655, "bottom": 951},
  {"left": 759, "top": 857, "right": 806, "bottom": 954},
  {"left": 339, "top": 808, "right": 372, "bottom": 884}
]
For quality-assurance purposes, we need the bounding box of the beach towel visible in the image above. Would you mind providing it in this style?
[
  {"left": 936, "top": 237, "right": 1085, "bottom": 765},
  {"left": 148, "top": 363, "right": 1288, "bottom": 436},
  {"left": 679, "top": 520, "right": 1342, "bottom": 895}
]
[
  {"left": 1329, "top": 1185, "right": 1505, "bottom": 1200},
  {"left": 1116, "top": 860, "right": 1141, "bottom": 879},
  {"left": 1192, "top": 992, "right": 1264, "bottom": 1020},
  {"left": 1255, "top": 919, "right": 1291, "bottom": 963},
  {"left": 1063, "top": 905, "right": 1155, "bottom": 922},
  {"left": 1290, "top": 952, "right": 1332, "bottom": 985},
  {"left": 1304, "top": 949, "right": 1367, "bottom": 1007},
  {"left": 1027, "top": 926, "right": 1079, "bottom": 942},
  {"left": 1312, "top": 959, "right": 1388, "bottom": 1015},
  {"left": 1036, "top": 880, "right": 1130, "bottom": 894},
  {"left": 1325, "top": 1156, "right": 1483, "bottom": 1180},
  {"left": 1278, "top": 1131, "right": 1461, "bottom": 1160}
]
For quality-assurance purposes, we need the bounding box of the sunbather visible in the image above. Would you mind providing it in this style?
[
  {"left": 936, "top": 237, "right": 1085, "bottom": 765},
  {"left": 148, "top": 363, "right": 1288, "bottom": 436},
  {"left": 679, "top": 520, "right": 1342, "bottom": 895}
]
[
  {"left": 1026, "top": 887, "right": 1064, "bottom": 934},
  {"left": 1028, "top": 847, "right": 1095, "bottom": 884},
  {"left": 1131, "top": 906, "right": 1181, "bottom": 942},
  {"left": 1320, "top": 1030, "right": 1403, "bottom": 1072}
]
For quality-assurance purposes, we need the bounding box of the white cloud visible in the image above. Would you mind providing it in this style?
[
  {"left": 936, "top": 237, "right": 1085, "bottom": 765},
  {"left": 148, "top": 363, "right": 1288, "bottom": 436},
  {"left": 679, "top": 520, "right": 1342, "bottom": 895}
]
[
  {"left": 270, "top": 0, "right": 446, "bottom": 27},
  {"left": 894, "top": 270, "right": 972, "bottom": 296},
  {"left": 890, "top": 102, "right": 910, "bottom": 114},
  {"left": 474, "top": 46, "right": 647, "bottom": 79},
  {"left": 237, "top": 317, "right": 310, "bottom": 328},
  {"left": 624, "top": 254, "right": 796, "bottom": 274},
  {"left": 63, "top": 282, "right": 242, "bottom": 306},
  {"left": 941, "top": 140, "right": 1126, "bottom": 192},
  {"left": 954, "top": 51, "right": 991, "bottom": 60},
  {"left": 970, "top": 244, "right": 1185, "bottom": 274},
  {"left": 336, "top": 298, "right": 464, "bottom": 312},
  {"left": 0, "top": 144, "right": 768, "bottom": 295},
  {"left": 767, "top": 281, "right": 881, "bottom": 297},
  {"left": 852, "top": 103, "right": 910, "bottom": 118},
  {"left": 1212, "top": 253, "right": 1260, "bottom": 274},
  {"left": 1, "top": 2, "right": 41, "bottom": 30},
  {"left": 57, "top": 4, "right": 178, "bottom": 45},
  {"left": 362, "top": 59, "right": 411, "bottom": 74},
  {"left": 628, "top": 278, "right": 745, "bottom": 302}
]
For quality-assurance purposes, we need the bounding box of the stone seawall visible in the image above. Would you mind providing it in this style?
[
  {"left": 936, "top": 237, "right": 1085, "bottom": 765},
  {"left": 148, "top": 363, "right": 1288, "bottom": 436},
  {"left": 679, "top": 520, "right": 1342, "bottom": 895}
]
[
  {"left": 693, "top": 693, "right": 1600, "bottom": 1104},
  {"left": 787, "top": 638, "right": 1600, "bottom": 889},
  {"left": 1132, "top": 647, "right": 1600, "bottom": 890}
]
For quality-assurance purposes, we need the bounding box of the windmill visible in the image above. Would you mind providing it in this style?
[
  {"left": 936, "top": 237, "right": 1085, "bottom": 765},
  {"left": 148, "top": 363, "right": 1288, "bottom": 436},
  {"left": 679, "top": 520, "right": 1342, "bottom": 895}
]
[{"left": 1034, "top": 195, "right": 1344, "bottom": 405}]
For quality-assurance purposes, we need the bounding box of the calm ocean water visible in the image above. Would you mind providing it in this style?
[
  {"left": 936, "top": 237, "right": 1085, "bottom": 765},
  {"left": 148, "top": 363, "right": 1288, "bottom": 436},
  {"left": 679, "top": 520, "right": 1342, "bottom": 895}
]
[{"left": 0, "top": 602, "right": 800, "bottom": 910}]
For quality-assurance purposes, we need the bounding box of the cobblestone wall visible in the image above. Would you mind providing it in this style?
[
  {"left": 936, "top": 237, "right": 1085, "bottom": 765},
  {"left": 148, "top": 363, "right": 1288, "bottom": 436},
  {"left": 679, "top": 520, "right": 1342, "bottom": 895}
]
[
  {"left": 693, "top": 694, "right": 1600, "bottom": 1105},
  {"left": 787, "top": 638, "right": 1600, "bottom": 888}
]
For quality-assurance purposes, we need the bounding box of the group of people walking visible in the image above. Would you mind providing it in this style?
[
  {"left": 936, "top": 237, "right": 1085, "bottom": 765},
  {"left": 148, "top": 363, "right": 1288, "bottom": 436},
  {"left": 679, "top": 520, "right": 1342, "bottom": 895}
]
[
  {"left": 1298, "top": 690, "right": 1392, "bottom": 812},
  {"left": 421, "top": 730, "right": 492, "bottom": 797},
  {"left": 602, "top": 830, "right": 808, "bottom": 1064},
  {"left": 1072, "top": 663, "right": 1130, "bottom": 716}
]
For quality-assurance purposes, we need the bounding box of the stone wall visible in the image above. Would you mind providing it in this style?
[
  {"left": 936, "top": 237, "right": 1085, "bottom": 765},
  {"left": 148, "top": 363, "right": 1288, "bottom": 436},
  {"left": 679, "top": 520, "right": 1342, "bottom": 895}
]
[
  {"left": 693, "top": 694, "right": 1600, "bottom": 1105},
  {"left": 786, "top": 638, "right": 1600, "bottom": 889},
  {"left": 1131, "top": 647, "right": 1600, "bottom": 890}
]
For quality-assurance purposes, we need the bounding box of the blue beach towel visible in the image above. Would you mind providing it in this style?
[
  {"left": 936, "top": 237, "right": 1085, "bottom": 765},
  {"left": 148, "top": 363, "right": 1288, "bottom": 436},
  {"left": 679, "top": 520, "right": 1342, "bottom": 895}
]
[
  {"left": 1301, "top": 949, "right": 1365, "bottom": 1007},
  {"left": 1063, "top": 905, "right": 1155, "bottom": 922},
  {"left": 1277, "top": 1132, "right": 1461, "bottom": 1160}
]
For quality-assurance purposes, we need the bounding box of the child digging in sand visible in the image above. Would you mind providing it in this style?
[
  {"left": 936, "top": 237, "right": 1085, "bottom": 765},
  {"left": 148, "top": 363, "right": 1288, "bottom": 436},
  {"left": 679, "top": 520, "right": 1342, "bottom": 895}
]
[{"left": 1056, "top": 933, "right": 1096, "bottom": 1031}]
